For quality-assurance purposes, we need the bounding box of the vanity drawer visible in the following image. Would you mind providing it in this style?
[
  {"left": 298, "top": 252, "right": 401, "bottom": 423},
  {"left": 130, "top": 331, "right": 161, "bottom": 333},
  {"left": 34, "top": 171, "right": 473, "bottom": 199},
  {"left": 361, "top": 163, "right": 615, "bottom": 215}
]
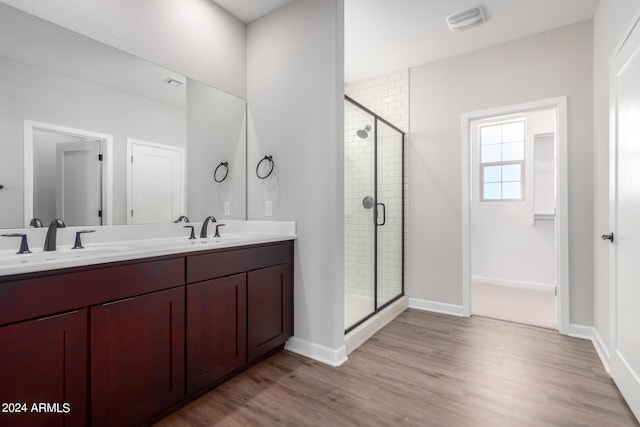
[
  {"left": 0, "top": 258, "right": 185, "bottom": 326},
  {"left": 186, "top": 241, "right": 292, "bottom": 283}
]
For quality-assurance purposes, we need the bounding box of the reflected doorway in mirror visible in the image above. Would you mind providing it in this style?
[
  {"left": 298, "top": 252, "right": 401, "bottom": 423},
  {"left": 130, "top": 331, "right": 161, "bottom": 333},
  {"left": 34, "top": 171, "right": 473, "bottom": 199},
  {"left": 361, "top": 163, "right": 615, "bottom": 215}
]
[{"left": 23, "top": 120, "right": 114, "bottom": 227}]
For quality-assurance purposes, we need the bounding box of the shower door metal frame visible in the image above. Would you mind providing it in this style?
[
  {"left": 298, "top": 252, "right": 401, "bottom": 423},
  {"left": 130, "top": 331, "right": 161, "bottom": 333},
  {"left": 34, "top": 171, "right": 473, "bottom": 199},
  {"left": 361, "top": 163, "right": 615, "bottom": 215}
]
[{"left": 345, "top": 95, "right": 405, "bottom": 334}]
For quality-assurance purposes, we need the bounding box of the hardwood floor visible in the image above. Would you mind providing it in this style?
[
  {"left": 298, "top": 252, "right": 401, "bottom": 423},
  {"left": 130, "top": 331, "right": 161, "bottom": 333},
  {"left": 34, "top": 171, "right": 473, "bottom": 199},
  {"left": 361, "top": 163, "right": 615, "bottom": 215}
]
[{"left": 155, "top": 309, "right": 638, "bottom": 426}]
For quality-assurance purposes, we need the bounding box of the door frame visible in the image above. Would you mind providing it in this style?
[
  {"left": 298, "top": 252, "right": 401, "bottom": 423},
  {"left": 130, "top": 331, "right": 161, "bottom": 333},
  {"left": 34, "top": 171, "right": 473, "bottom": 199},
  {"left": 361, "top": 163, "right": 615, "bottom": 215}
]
[
  {"left": 23, "top": 120, "right": 114, "bottom": 226},
  {"left": 460, "top": 97, "right": 569, "bottom": 335},
  {"left": 126, "top": 138, "right": 185, "bottom": 224}
]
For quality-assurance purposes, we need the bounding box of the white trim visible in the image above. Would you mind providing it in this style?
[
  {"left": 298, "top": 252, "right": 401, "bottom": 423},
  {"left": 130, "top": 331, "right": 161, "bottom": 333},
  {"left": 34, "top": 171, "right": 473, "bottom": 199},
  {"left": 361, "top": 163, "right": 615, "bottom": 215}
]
[
  {"left": 461, "top": 97, "right": 570, "bottom": 335},
  {"left": 568, "top": 324, "right": 611, "bottom": 375},
  {"left": 593, "top": 328, "right": 611, "bottom": 374},
  {"left": 472, "top": 276, "right": 556, "bottom": 293},
  {"left": 408, "top": 298, "right": 464, "bottom": 317},
  {"left": 23, "top": 120, "right": 113, "bottom": 226},
  {"left": 568, "top": 324, "right": 594, "bottom": 340},
  {"left": 284, "top": 337, "right": 348, "bottom": 367},
  {"left": 345, "top": 296, "right": 408, "bottom": 355},
  {"left": 126, "top": 138, "right": 186, "bottom": 225}
]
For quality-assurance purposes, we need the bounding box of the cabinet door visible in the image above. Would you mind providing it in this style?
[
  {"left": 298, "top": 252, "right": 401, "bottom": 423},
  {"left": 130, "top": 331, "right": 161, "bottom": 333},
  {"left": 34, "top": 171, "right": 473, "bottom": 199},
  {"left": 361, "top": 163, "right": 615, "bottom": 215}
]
[
  {"left": 0, "top": 309, "right": 87, "bottom": 427},
  {"left": 91, "top": 287, "right": 184, "bottom": 427},
  {"left": 187, "top": 274, "right": 246, "bottom": 395},
  {"left": 247, "top": 264, "right": 293, "bottom": 362}
]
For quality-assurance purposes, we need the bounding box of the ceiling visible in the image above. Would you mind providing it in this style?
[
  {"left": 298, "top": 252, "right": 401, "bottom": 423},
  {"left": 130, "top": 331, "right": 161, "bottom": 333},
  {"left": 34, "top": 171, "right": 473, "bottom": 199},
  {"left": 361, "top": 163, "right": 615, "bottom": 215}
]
[
  {"left": 210, "top": 0, "right": 599, "bottom": 82},
  {"left": 210, "top": 0, "right": 294, "bottom": 23}
]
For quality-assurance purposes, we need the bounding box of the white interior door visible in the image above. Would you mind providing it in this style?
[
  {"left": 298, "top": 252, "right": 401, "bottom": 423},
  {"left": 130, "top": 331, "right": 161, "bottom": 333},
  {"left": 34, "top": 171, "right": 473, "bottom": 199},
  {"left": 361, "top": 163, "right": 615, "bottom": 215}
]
[
  {"left": 610, "top": 16, "right": 640, "bottom": 420},
  {"left": 55, "top": 141, "right": 102, "bottom": 226},
  {"left": 128, "top": 140, "right": 184, "bottom": 224}
]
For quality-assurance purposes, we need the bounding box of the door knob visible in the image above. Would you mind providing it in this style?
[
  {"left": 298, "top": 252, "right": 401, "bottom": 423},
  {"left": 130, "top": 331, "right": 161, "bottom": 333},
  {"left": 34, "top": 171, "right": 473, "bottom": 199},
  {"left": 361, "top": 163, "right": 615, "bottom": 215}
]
[{"left": 601, "top": 233, "right": 614, "bottom": 242}]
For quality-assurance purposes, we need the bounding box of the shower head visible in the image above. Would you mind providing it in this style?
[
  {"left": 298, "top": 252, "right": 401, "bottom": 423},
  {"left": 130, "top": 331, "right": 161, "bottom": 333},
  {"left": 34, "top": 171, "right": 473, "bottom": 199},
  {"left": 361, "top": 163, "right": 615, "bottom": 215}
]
[{"left": 357, "top": 125, "right": 371, "bottom": 139}]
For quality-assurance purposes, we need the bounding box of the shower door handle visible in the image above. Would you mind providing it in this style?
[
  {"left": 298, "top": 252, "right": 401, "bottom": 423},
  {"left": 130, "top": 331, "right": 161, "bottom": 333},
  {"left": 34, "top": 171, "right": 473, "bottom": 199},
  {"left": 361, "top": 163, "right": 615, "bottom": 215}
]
[{"left": 376, "top": 202, "right": 386, "bottom": 226}]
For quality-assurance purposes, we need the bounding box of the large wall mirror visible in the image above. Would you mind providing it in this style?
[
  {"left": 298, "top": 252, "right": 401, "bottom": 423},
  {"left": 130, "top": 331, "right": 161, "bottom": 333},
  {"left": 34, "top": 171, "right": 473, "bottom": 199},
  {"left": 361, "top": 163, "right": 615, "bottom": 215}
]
[{"left": 0, "top": 2, "right": 247, "bottom": 229}]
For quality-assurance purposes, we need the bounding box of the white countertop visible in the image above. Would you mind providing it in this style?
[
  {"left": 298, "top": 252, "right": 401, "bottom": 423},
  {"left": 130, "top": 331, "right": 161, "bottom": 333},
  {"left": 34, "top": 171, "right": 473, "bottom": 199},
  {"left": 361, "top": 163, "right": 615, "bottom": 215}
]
[{"left": 0, "top": 221, "right": 296, "bottom": 277}]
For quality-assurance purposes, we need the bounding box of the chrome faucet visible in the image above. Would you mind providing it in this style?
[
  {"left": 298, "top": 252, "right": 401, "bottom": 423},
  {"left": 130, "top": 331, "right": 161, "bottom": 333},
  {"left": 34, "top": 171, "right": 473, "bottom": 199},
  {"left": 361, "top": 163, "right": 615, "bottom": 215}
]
[
  {"left": 174, "top": 215, "right": 190, "bottom": 223},
  {"left": 43, "top": 218, "right": 66, "bottom": 251},
  {"left": 200, "top": 216, "right": 217, "bottom": 238}
]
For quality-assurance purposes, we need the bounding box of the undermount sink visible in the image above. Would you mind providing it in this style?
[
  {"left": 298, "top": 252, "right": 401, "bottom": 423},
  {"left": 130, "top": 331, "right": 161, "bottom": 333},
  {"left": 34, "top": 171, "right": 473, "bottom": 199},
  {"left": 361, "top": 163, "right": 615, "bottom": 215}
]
[
  {"left": 158, "top": 235, "right": 250, "bottom": 249},
  {"left": 0, "top": 245, "right": 135, "bottom": 267}
]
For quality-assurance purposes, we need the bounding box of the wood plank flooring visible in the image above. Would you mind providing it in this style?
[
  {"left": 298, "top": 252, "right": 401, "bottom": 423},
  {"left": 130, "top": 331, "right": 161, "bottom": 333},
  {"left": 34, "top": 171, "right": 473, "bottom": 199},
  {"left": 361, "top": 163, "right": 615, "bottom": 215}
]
[{"left": 155, "top": 309, "right": 638, "bottom": 426}]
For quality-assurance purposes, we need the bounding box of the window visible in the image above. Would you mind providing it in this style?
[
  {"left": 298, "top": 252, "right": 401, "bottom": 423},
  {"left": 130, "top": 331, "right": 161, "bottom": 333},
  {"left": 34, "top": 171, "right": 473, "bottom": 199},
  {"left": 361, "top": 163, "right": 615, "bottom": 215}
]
[{"left": 479, "top": 120, "right": 525, "bottom": 201}]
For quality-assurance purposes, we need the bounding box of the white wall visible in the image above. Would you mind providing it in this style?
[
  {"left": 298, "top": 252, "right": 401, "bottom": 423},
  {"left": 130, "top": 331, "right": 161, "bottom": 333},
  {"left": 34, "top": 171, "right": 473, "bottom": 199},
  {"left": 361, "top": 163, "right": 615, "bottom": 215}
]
[
  {"left": 0, "top": 57, "right": 185, "bottom": 227},
  {"left": 471, "top": 109, "right": 556, "bottom": 288},
  {"left": 247, "top": 0, "right": 346, "bottom": 363},
  {"left": 409, "top": 21, "right": 594, "bottom": 325},
  {"left": 592, "top": 0, "right": 640, "bottom": 353},
  {"left": 0, "top": 0, "right": 246, "bottom": 99}
]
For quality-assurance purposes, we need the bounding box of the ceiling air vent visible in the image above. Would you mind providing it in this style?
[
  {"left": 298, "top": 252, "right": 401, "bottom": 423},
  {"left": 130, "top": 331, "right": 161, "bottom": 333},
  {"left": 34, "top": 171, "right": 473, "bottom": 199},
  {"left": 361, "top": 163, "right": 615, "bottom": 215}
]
[{"left": 446, "top": 6, "right": 486, "bottom": 32}]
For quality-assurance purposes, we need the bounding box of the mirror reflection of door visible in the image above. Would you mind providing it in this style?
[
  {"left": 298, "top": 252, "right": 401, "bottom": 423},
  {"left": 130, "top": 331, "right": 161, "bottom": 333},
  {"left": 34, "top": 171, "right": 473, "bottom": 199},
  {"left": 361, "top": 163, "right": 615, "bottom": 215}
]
[
  {"left": 55, "top": 141, "right": 102, "bottom": 226},
  {"left": 127, "top": 139, "right": 184, "bottom": 224},
  {"left": 33, "top": 130, "right": 102, "bottom": 226}
]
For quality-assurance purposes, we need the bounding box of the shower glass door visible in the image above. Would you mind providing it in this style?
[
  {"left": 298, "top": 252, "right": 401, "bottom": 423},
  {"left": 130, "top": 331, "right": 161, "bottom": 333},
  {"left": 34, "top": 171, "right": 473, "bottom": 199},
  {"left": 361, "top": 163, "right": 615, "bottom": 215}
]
[
  {"left": 376, "top": 121, "right": 403, "bottom": 308},
  {"left": 344, "top": 96, "right": 404, "bottom": 333},
  {"left": 344, "top": 101, "right": 376, "bottom": 329}
]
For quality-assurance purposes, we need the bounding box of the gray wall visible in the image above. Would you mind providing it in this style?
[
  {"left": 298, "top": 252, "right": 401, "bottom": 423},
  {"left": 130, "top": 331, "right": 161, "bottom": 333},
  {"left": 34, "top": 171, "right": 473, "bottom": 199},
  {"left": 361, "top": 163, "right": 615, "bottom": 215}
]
[
  {"left": 0, "top": 0, "right": 246, "bottom": 99},
  {"left": 186, "top": 78, "right": 246, "bottom": 221},
  {"left": 247, "top": 0, "right": 345, "bottom": 355},
  {"left": 592, "top": 0, "right": 639, "bottom": 352},
  {"left": 0, "top": 57, "right": 186, "bottom": 227},
  {"left": 409, "top": 21, "right": 594, "bottom": 325}
]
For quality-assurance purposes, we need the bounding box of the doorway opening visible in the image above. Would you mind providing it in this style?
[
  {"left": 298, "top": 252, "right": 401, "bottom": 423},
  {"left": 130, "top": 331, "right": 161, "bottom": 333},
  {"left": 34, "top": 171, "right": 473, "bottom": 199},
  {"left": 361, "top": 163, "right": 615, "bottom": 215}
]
[
  {"left": 23, "top": 120, "right": 113, "bottom": 227},
  {"left": 461, "top": 98, "right": 569, "bottom": 334}
]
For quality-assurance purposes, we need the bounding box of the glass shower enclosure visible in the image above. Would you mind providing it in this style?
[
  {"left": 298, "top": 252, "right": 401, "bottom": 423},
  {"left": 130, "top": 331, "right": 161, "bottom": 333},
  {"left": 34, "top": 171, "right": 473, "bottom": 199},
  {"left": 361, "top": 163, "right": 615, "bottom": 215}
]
[{"left": 344, "top": 95, "right": 405, "bottom": 333}]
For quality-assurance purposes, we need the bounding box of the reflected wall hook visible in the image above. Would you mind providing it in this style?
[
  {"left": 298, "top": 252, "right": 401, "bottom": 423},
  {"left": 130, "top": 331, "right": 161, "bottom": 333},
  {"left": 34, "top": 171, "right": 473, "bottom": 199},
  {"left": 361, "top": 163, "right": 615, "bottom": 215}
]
[
  {"left": 256, "top": 155, "right": 274, "bottom": 179},
  {"left": 214, "top": 162, "right": 229, "bottom": 183}
]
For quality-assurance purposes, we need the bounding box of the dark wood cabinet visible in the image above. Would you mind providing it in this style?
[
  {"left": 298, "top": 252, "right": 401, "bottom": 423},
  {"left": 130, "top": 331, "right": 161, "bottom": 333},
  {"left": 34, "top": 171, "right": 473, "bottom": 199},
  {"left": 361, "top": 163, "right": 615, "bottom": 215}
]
[
  {"left": 90, "top": 287, "right": 185, "bottom": 427},
  {"left": 187, "top": 274, "right": 247, "bottom": 394},
  {"left": 0, "top": 239, "right": 294, "bottom": 426},
  {"left": 248, "top": 264, "right": 293, "bottom": 362},
  {"left": 0, "top": 309, "right": 87, "bottom": 427}
]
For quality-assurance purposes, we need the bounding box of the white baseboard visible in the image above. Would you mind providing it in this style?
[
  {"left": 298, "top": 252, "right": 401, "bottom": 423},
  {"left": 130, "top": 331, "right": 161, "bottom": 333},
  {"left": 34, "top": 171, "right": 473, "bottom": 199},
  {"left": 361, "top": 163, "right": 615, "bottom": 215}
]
[
  {"left": 408, "top": 298, "right": 464, "bottom": 317},
  {"left": 472, "top": 276, "right": 556, "bottom": 293},
  {"left": 592, "top": 328, "right": 611, "bottom": 374},
  {"left": 568, "top": 324, "right": 611, "bottom": 374},
  {"left": 568, "top": 324, "right": 594, "bottom": 340},
  {"left": 345, "top": 296, "right": 408, "bottom": 355},
  {"left": 284, "top": 337, "right": 348, "bottom": 367}
]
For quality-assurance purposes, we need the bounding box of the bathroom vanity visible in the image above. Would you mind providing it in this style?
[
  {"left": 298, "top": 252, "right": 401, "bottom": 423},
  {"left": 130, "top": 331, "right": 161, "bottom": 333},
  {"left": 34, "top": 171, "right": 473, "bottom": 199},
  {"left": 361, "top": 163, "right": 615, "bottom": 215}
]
[{"left": 0, "top": 226, "right": 294, "bottom": 427}]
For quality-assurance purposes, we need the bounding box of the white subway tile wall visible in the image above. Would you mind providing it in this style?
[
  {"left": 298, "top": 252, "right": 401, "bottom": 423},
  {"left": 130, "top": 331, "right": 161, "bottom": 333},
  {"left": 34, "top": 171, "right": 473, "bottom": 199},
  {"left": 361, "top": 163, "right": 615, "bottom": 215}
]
[{"left": 344, "top": 69, "right": 409, "bottom": 327}]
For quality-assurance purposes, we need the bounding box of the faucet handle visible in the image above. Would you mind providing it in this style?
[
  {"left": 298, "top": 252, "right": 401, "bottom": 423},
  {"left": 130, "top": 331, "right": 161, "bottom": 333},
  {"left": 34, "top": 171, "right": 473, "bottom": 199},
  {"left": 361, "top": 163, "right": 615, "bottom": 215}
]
[
  {"left": 214, "top": 224, "right": 226, "bottom": 238},
  {"left": 183, "top": 225, "right": 196, "bottom": 240},
  {"left": 1, "top": 233, "right": 32, "bottom": 254},
  {"left": 29, "top": 218, "right": 43, "bottom": 228},
  {"left": 72, "top": 230, "right": 96, "bottom": 249}
]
